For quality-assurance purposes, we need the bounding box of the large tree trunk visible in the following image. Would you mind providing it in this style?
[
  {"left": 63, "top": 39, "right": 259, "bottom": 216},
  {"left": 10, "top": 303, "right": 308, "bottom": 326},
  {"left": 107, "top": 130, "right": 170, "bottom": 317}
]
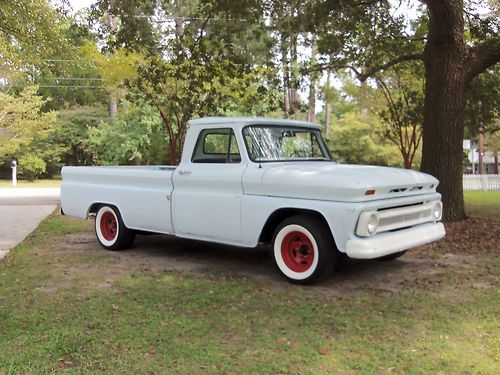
[{"left": 421, "top": 0, "right": 467, "bottom": 221}]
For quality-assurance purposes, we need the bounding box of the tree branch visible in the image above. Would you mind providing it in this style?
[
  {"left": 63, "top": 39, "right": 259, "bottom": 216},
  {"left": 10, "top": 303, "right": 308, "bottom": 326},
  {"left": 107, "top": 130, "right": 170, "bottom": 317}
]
[
  {"left": 305, "top": 53, "right": 424, "bottom": 80},
  {"left": 355, "top": 53, "right": 423, "bottom": 82},
  {"left": 466, "top": 37, "right": 500, "bottom": 82}
]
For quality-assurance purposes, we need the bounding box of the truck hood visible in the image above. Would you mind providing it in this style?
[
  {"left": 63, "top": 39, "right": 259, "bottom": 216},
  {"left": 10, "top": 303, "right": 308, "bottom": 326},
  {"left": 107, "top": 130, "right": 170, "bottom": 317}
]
[{"left": 252, "top": 162, "right": 438, "bottom": 202}]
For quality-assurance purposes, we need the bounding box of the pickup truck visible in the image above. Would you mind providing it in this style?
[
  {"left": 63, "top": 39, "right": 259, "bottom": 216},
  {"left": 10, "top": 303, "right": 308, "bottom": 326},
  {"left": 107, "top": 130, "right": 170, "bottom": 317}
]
[{"left": 61, "top": 117, "right": 445, "bottom": 284}]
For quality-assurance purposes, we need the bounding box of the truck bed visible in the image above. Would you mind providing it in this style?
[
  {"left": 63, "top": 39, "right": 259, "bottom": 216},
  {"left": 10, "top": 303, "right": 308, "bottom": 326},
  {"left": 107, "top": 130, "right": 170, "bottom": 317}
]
[{"left": 61, "top": 166, "right": 176, "bottom": 234}]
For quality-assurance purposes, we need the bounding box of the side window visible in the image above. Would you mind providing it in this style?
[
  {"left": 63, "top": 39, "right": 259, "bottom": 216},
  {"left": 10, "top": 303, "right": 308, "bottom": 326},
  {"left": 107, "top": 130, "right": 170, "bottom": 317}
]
[{"left": 192, "top": 128, "right": 241, "bottom": 163}]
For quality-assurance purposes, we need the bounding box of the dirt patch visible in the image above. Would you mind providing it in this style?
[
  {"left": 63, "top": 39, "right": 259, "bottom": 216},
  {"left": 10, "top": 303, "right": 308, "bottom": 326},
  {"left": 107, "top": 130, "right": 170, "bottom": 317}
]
[{"left": 35, "top": 217, "right": 499, "bottom": 298}]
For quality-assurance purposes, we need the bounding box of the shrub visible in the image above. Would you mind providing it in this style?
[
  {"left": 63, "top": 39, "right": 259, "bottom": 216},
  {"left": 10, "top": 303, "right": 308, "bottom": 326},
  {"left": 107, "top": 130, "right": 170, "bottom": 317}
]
[{"left": 18, "top": 155, "right": 46, "bottom": 181}]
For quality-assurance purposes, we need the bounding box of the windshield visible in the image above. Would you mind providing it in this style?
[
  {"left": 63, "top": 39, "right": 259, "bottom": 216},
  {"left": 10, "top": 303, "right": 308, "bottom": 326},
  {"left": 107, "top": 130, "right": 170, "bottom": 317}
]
[{"left": 243, "top": 125, "right": 331, "bottom": 162}]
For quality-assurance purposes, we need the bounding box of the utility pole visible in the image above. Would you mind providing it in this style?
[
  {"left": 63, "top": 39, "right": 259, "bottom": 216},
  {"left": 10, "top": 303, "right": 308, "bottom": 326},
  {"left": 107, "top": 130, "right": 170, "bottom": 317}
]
[
  {"left": 479, "top": 128, "right": 484, "bottom": 175},
  {"left": 477, "top": 101, "right": 484, "bottom": 174}
]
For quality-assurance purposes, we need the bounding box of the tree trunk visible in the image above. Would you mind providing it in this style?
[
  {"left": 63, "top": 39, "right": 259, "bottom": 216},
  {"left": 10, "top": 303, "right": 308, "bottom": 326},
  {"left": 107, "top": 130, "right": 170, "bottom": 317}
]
[
  {"left": 289, "top": 33, "right": 299, "bottom": 117},
  {"left": 280, "top": 33, "right": 290, "bottom": 116},
  {"left": 402, "top": 153, "right": 412, "bottom": 169},
  {"left": 494, "top": 152, "right": 499, "bottom": 174},
  {"left": 421, "top": 0, "right": 467, "bottom": 221},
  {"left": 307, "top": 37, "right": 317, "bottom": 123},
  {"left": 109, "top": 91, "right": 118, "bottom": 118},
  {"left": 324, "top": 70, "right": 331, "bottom": 140},
  {"left": 478, "top": 129, "right": 484, "bottom": 174}
]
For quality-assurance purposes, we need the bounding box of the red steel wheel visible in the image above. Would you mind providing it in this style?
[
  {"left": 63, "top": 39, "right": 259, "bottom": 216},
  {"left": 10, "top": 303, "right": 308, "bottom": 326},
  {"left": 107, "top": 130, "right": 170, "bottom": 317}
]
[
  {"left": 280, "top": 231, "right": 315, "bottom": 273},
  {"left": 100, "top": 210, "right": 118, "bottom": 241}
]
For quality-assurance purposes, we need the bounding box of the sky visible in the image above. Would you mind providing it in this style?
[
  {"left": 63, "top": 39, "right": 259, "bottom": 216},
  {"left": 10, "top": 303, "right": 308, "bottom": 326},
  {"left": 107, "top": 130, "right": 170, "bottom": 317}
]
[{"left": 69, "top": 0, "right": 96, "bottom": 13}]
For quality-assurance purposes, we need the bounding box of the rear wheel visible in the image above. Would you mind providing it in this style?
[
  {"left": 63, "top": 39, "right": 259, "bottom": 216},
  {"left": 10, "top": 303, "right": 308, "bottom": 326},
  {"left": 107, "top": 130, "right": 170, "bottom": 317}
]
[
  {"left": 95, "top": 205, "right": 135, "bottom": 250},
  {"left": 272, "top": 215, "right": 336, "bottom": 284}
]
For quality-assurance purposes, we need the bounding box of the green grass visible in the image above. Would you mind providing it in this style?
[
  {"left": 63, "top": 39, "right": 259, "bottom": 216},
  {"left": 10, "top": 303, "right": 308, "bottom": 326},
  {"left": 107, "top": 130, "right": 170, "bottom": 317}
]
[
  {"left": 464, "top": 191, "right": 500, "bottom": 219},
  {"left": 0, "top": 213, "right": 498, "bottom": 374},
  {"left": 0, "top": 179, "right": 61, "bottom": 188}
]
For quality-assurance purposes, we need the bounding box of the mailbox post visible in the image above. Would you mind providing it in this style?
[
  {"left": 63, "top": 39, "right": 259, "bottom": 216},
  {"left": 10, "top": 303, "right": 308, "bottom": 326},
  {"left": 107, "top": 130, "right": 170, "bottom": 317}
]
[{"left": 11, "top": 159, "right": 17, "bottom": 187}]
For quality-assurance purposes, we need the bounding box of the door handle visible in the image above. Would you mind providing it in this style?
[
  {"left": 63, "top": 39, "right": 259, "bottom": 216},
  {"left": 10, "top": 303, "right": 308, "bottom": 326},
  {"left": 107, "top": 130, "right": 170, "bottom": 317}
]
[{"left": 178, "top": 170, "right": 192, "bottom": 176}]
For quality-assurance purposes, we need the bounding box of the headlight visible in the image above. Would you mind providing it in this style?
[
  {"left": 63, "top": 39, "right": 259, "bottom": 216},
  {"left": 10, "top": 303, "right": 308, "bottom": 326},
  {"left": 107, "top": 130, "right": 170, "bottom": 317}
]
[
  {"left": 356, "top": 211, "right": 380, "bottom": 237},
  {"left": 432, "top": 202, "right": 443, "bottom": 221},
  {"left": 367, "top": 213, "right": 379, "bottom": 234}
]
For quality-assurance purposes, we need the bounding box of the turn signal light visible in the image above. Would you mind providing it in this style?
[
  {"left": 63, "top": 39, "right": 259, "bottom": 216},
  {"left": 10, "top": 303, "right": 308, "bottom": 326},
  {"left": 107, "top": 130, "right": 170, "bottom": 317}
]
[{"left": 365, "top": 189, "right": 376, "bottom": 196}]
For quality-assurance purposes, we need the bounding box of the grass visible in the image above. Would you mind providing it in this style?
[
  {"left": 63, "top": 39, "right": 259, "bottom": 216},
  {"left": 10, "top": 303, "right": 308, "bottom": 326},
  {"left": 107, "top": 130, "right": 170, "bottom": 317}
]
[
  {"left": 0, "top": 179, "right": 61, "bottom": 188},
  {"left": 0, "top": 212, "right": 498, "bottom": 374},
  {"left": 464, "top": 191, "right": 500, "bottom": 219}
]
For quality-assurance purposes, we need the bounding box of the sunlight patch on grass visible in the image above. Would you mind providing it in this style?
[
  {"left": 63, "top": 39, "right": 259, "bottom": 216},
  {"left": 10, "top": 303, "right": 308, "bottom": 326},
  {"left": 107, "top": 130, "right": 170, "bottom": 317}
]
[
  {"left": 0, "top": 179, "right": 61, "bottom": 188},
  {"left": 464, "top": 191, "right": 500, "bottom": 219}
]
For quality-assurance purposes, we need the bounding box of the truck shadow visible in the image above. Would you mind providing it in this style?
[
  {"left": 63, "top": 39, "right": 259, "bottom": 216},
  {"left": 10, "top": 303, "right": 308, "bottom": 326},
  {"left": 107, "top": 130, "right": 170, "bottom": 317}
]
[{"left": 127, "top": 234, "right": 434, "bottom": 292}]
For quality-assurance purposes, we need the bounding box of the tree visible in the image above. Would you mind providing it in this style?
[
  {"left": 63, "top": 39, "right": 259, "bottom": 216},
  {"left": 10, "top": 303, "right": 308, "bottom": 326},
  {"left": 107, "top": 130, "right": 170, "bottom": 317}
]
[
  {"left": 134, "top": 48, "right": 274, "bottom": 164},
  {"left": 87, "top": 104, "right": 168, "bottom": 165},
  {"left": 484, "top": 129, "right": 500, "bottom": 174},
  {"left": 90, "top": 0, "right": 277, "bottom": 164},
  {"left": 415, "top": 0, "right": 498, "bottom": 220},
  {"left": 464, "top": 66, "right": 500, "bottom": 138},
  {"left": 0, "top": 86, "right": 58, "bottom": 178},
  {"left": 313, "top": 0, "right": 500, "bottom": 221},
  {"left": 79, "top": 44, "right": 142, "bottom": 118},
  {"left": 376, "top": 64, "right": 424, "bottom": 169},
  {"left": 328, "top": 112, "right": 401, "bottom": 166},
  {"left": 53, "top": 105, "right": 109, "bottom": 167},
  {"left": 0, "top": 0, "right": 65, "bottom": 80}
]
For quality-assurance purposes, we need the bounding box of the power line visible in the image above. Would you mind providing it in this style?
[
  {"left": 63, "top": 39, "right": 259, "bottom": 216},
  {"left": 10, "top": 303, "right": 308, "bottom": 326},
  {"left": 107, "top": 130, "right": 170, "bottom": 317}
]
[
  {"left": 1, "top": 84, "right": 106, "bottom": 89},
  {"left": 53, "top": 77, "right": 103, "bottom": 80}
]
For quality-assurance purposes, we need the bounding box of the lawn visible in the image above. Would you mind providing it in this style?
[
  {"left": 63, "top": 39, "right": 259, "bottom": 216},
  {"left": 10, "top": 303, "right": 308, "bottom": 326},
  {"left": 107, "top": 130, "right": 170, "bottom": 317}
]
[
  {"left": 0, "top": 179, "right": 61, "bottom": 188},
  {"left": 0, "top": 194, "right": 498, "bottom": 374},
  {"left": 464, "top": 191, "right": 500, "bottom": 219}
]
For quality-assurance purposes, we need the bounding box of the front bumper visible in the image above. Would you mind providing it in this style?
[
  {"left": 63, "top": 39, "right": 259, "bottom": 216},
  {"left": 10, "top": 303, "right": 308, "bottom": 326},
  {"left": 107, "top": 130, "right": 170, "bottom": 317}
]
[{"left": 345, "top": 222, "right": 445, "bottom": 259}]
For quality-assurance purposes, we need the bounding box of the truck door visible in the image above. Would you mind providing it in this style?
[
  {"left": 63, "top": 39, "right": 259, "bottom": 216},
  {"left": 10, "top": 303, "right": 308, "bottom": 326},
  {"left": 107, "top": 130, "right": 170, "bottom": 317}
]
[{"left": 171, "top": 128, "right": 245, "bottom": 244}]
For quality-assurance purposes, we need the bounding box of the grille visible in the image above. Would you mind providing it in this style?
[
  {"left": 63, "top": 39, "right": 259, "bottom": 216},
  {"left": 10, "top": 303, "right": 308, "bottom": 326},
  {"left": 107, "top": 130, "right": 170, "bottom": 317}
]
[{"left": 377, "top": 203, "right": 435, "bottom": 233}]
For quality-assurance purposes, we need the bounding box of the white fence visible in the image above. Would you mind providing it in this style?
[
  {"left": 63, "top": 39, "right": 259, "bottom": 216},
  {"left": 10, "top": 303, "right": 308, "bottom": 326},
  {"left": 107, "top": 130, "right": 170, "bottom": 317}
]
[{"left": 463, "top": 174, "right": 500, "bottom": 191}]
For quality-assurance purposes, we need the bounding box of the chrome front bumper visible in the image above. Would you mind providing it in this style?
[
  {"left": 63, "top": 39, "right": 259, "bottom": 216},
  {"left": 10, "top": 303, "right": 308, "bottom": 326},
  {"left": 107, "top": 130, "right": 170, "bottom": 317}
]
[{"left": 346, "top": 222, "right": 445, "bottom": 259}]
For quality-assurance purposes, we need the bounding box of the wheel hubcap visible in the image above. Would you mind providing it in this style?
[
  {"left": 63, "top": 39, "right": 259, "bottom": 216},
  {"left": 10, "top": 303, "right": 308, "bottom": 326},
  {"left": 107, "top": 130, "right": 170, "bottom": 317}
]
[
  {"left": 281, "top": 231, "right": 315, "bottom": 272},
  {"left": 100, "top": 211, "right": 117, "bottom": 241}
]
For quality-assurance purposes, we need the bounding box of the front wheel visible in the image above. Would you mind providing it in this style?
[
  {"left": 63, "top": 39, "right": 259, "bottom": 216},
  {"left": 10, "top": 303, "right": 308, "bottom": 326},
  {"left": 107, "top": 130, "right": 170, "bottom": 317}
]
[
  {"left": 95, "top": 205, "right": 135, "bottom": 250},
  {"left": 272, "top": 215, "right": 337, "bottom": 284}
]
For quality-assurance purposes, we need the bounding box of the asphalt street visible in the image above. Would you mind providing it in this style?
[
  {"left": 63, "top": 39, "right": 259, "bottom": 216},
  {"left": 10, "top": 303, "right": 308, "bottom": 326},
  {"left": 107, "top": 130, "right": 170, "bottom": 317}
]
[{"left": 0, "top": 188, "right": 59, "bottom": 260}]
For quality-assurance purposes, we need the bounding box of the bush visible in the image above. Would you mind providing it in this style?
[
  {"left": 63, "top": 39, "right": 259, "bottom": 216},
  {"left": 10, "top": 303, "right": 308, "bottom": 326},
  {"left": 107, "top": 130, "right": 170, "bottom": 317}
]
[{"left": 18, "top": 155, "right": 46, "bottom": 181}]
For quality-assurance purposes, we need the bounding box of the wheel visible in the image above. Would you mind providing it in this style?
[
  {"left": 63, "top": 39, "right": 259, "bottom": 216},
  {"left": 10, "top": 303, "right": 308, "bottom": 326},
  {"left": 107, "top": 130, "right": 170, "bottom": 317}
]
[
  {"left": 376, "top": 250, "right": 407, "bottom": 261},
  {"left": 95, "top": 205, "right": 135, "bottom": 250},
  {"left": 272, "top": 215, "right": 337, "bottom": 284}
]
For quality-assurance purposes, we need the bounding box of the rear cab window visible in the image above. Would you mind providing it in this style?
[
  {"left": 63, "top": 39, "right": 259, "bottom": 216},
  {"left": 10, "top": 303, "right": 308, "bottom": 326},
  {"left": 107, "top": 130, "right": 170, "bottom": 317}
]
[{"left": 191, "top": 128, "right": 241, "bottom": 163}]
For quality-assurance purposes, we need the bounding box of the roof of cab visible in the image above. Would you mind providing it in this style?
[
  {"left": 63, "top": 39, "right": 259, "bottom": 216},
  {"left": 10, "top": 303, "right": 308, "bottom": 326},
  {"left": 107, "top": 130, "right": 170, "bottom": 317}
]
[{"left": 188, "top": 116, "right": 323, "bottom": 130}]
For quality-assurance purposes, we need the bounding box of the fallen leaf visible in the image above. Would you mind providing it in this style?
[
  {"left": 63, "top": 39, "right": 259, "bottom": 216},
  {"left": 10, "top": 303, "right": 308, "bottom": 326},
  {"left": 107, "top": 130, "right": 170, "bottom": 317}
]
[{"left": 319, "top": 347, "right": 330, "bottom": 355}]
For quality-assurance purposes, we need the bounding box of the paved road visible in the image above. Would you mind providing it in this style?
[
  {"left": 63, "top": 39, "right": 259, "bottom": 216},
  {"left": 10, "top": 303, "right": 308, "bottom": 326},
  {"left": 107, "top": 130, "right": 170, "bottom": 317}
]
[{"left": 0, "top": 188, "right": 60, "bottom": 260}]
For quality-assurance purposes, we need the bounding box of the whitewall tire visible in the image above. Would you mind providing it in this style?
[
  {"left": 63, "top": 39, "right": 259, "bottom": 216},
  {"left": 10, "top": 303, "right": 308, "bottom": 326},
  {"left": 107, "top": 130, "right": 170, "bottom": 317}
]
[
  {"left": 95, "top": 205, "right": 135, "bottom": 250},
  {"left": 272, "top": 215, "right": 336, "bottom": 284}
]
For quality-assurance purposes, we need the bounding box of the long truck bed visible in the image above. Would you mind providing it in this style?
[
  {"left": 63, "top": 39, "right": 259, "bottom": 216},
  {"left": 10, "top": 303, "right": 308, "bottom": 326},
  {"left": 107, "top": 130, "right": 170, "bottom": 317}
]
[{"left": 61, "top": 166, "right": 176, "bottom": 234}]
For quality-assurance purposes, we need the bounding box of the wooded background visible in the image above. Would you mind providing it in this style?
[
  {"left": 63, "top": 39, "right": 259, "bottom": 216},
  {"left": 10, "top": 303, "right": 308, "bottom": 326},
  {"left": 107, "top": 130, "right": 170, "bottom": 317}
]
[{"left": 0, "top": 0, "right": 499, "bottom": 220}]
